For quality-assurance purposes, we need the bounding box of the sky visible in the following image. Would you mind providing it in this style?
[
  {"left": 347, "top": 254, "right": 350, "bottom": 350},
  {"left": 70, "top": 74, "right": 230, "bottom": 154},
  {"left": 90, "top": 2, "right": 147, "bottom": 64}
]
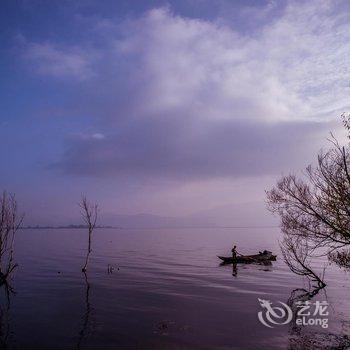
[{"left": 1, "top": 0, "right": 349, "bottom": 225}]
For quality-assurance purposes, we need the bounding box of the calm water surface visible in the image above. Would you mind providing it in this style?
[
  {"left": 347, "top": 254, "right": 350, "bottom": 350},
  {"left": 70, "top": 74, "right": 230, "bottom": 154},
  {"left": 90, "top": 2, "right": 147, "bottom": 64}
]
[{"left": 1, "top": 228, "right": 350, "bottom": 349}]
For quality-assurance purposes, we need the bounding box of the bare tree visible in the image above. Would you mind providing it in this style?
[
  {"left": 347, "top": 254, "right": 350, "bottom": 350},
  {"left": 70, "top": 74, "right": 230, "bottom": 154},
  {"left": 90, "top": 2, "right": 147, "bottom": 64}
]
[
  {"left": 329, "top": 249, "right": 350, "bottom": 269},
  {"left": 0, "top": 192, "right": 23, "bottom": 283},
  {"left": 267, "top": 115, "right": 350, "bottom": 269},
  {"left": 79, "top": 196, "right": 98, "bottom": 272},
  {"left": 280, "top": 234, "right": 326, "bottom": 288}
]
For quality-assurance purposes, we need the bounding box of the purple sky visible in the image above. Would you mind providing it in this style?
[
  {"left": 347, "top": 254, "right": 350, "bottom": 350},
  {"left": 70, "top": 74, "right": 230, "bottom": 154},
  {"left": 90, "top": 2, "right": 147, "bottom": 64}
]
[{"left": 1, "top": 0, "right": 349, "bottom": 225}]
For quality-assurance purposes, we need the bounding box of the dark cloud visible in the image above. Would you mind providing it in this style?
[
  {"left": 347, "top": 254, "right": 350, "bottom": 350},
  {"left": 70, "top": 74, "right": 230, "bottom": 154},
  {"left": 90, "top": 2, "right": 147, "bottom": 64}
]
[
  {"left": 56, "top": 117, "right": 334, "bottom": 180},
  {"left": 38, "top": 6, "right": 347, "bottom": 184}
]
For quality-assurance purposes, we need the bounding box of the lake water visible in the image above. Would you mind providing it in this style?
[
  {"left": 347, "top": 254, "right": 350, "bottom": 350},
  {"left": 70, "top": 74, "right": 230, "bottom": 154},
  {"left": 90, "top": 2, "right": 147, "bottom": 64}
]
[{"left": 2, "top": 227, "right": 350, "bottom": 349}]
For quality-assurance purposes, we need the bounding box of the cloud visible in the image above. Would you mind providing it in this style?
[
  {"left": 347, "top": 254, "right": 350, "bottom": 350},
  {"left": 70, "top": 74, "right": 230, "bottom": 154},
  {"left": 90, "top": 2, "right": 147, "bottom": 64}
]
[
  {"left": 40, "top": 1, "right": 350, "bottom": 180},
  {"left": 111, "top": 3, "right": 350, "bottom": 123},
  {"left": 23, "top": 42, "right": 96, "bottom": 81},
  {"left": 91, "top": 133, "right": 105, "bottom": 140},
  {"left": 57, "top": 118, "right": 333, "bottom": 180}
]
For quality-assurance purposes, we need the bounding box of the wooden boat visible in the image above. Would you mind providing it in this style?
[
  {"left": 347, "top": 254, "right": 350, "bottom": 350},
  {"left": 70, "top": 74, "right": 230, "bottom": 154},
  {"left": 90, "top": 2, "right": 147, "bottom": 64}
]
[{"left": 218, "top": 250, "right": 277, "bottom": 264}]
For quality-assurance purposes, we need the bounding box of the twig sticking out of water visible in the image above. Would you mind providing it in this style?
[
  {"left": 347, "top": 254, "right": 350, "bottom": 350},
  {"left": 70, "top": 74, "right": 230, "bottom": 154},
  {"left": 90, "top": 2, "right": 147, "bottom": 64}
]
[
  {"left": 107, "top": 264, "right": 114, "bottom": 274},
  {"left": 79, "top": 196, "right": 98, "bottom": 273}
]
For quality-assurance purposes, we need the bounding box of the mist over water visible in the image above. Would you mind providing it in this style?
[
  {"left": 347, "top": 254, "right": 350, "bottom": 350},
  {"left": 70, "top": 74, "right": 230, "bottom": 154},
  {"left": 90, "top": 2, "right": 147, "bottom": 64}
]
[{"left": 2, "top": 228, "right": 349, "bottom": 349}]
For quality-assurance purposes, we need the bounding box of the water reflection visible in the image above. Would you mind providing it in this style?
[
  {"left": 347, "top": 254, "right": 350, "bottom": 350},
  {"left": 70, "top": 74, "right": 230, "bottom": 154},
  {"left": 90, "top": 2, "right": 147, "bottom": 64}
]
[
  {"left": 219, "top": 254, "right": 340, "bottom": 348},
  {"left": 232, "top": 263, "right": 237, "bottom": 277},
  {"left": 287, "top": 286, "right": 326, "bottom": 334},
  {"left": 0, "top": 283, "right": 14, "bottom": 349},
  {"left": 10, "top": 228, "right": 349, "bottom": 349},
  {"left": 76, "top": 272, "right": 94, "bottom": 350},
  {"left": 287, "top": 284, "right": 348, "bottom": 350},
  {"left": 220, "top": 260, "right": 273, "bottom": 277}
]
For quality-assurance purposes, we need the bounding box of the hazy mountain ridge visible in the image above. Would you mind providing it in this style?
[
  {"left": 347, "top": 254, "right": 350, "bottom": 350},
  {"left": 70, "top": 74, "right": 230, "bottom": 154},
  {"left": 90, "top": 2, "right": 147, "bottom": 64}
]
[{"left": 24, "top": 201, "right": 276, "bottom": 228}]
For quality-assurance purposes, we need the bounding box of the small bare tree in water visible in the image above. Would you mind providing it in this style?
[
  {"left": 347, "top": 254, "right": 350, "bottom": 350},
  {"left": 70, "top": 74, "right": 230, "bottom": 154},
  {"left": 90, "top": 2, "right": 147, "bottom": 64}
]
[
  {"left": 0, "top": 192, "right": 24, "bottom": 283},
  {"left": 79, "top": 196, "right": 98, "bottom": 272},
  {"left": 267, "top": 113, "right": 350, "bottom": 274}
]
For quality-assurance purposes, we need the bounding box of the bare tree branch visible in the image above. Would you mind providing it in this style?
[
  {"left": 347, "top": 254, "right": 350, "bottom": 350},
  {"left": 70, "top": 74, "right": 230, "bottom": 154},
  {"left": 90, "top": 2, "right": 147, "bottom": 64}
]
[
  {"left": 267, "top": 115, "right": 350, "bottom": 280},
  {"left": 80, "top": 196, "right": 98, "bottom": 272},
  {"left": 0, "top": 192, "right": 24, "bottom": 283},
  {"left": 280, "top": 234, "right": 326, "bottom": 288},
  {"left": 267, "top": 136, "right": 350, "bottom": 253}
]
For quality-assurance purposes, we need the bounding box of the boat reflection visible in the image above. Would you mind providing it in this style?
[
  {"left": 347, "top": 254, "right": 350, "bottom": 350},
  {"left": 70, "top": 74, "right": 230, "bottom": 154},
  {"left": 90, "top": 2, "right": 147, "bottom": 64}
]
[{"left": 220, "top": 260, "right": 273, "bottom": 277}]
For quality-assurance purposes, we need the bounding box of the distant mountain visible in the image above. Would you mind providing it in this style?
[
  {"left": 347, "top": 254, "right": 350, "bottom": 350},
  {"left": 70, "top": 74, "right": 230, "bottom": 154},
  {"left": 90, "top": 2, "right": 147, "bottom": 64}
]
[
  {"left": 23, "top": 201, "right": 276, "bottom": 228},
  {"left": 99, "top": 201, "right": 276, "bottom": 228},
  {"left": 99, "top": 212, "right": 216, "bottom": 228}
]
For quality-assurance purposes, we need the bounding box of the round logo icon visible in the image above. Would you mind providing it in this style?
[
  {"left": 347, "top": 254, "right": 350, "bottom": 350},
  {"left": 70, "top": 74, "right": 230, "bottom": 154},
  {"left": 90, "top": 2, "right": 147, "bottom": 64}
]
[{"left": 258, "top": 298, "right": 293, "bottom": 328}]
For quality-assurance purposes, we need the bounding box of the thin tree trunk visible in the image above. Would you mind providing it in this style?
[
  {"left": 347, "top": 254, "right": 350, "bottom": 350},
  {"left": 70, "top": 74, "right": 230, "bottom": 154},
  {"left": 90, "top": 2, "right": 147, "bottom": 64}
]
[
  {"left": 82, "top": 228, "right": 92, "bottom": 272},
  {"left": 79, "top": 196, "right": 98, "bottom": 272}
]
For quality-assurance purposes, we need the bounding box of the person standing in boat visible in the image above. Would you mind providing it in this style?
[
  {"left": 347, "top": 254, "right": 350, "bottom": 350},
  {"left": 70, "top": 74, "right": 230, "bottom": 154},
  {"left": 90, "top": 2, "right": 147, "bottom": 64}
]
[{"left": 231, "top": 245, "right": 237, "bottom": 261}]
